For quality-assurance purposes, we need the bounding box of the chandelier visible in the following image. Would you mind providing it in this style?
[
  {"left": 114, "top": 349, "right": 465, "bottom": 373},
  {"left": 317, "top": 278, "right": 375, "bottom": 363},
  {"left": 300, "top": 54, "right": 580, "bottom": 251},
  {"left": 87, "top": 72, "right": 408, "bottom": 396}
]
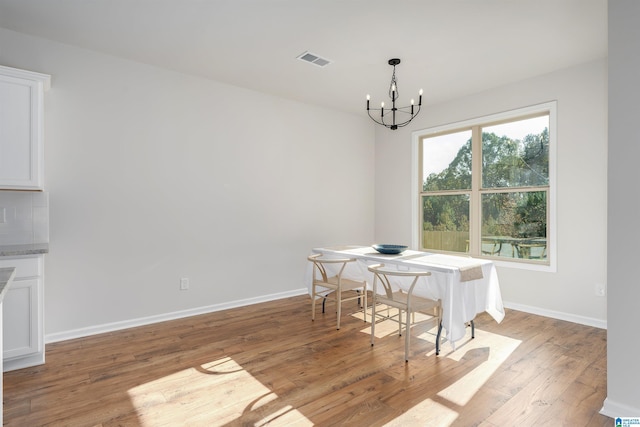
[{"left": 366, "top": 58, "right": 422, "bottom": 130}]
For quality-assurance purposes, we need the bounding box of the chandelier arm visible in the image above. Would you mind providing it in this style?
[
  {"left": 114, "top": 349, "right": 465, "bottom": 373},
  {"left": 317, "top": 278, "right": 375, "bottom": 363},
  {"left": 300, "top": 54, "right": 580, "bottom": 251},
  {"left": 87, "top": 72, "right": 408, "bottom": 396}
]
[
  {"left": 393, "top": 105, "right": 421, "bottom": 115},
  {"left": 395, "top": 105, "right": 421, "bottom": 128},
  {"left": 368, "top": 109, "right": 398, "bottom": 128},
  {"left": 367, "top": 104, "right": 421, "bottom": 129},
  {"left": 399, "top": 105, "right": 421, "bottom": 127},
  {"left": 367, "top": 110, "right": 391, "bottom": 127}
]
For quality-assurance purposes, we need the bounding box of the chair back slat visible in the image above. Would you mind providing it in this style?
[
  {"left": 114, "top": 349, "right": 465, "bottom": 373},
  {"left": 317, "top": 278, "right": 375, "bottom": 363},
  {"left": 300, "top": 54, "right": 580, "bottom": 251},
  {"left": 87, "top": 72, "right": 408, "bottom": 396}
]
[
  {"left": 315, "top": 260, "right": 329, "bottom": 282},
  {"left": 372, "top": 270, "right": 395, "bottom": 299},
  {"left": 307, "top": 254, "right": 355, "bottom": 283}
]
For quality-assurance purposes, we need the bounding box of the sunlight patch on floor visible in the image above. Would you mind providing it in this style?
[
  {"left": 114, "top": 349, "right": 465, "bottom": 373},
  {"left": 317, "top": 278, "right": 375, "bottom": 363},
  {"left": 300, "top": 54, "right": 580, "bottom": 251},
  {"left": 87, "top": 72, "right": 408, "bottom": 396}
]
[
  {"left": 431, "top": 329, "right": 522, "bottom": 406},
  {"left": 128, "top": 356, "right": 313, "bottom": 426},
  {"left": 254, "top": 404, "right": 303, "bottom": 426},
  {"left": 356, "top": 306, "right": 522, "bottom": 418},
  {"left": 383, "top": 398, "right": 459, "bottom": 426},
  {"left": 354, "top": 306, "right": 439, "bottom": 339},
  {"left": 378, "top": 328, "right": 521, "bottom": 425}
]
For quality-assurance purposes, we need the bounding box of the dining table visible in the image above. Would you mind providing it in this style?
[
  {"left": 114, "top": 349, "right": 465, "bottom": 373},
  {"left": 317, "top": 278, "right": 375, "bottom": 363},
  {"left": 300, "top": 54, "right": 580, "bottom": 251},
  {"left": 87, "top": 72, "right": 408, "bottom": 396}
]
[{"left": 305, "top": 245, "right": 505, "bottom": 349}]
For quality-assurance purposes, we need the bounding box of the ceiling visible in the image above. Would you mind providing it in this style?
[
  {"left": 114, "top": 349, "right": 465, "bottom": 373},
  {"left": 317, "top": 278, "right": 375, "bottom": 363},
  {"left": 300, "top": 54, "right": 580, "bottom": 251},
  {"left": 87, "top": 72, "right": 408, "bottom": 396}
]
[{"left": 0, "top": 0, "right": 607, "bottom": 115}]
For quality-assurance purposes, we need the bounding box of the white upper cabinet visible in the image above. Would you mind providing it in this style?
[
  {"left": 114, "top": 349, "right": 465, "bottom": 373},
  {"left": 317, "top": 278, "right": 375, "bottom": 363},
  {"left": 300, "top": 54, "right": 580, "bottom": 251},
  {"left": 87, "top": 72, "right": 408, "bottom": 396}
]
[{"left": 0, "top": 65, "right": 50, "bottom": 190}]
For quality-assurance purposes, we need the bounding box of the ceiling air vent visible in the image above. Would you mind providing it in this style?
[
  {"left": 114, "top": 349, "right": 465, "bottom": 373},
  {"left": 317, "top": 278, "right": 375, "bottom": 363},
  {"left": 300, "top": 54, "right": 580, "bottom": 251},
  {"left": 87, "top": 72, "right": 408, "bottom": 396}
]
[{"left": 297, "top": 51, "right": 331, "bottom": 67}]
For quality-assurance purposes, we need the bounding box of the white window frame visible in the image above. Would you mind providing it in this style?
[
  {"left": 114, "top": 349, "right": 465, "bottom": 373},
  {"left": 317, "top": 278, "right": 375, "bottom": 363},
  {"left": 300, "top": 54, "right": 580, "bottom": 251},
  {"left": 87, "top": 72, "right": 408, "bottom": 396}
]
[{"left": 411, "top": 101, "right": 557, "bottom": 272}]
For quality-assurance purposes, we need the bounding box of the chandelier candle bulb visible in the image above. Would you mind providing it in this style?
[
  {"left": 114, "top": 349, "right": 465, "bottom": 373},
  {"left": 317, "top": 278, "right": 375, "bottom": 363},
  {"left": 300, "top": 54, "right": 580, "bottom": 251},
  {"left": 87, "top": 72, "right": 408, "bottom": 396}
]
[{"left": 366, "top": 94, "right": 370, "bottom": 110}]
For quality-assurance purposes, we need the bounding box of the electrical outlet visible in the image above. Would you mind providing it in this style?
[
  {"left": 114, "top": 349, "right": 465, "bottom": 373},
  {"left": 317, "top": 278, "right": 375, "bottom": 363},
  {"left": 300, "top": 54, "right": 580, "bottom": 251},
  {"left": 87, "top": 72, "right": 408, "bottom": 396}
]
[
  {"left": 180, "top": 277, "right": 190, "bottom": 290},
  {"left": 595, "top": 283, "right": 606, "bottom": 297}
]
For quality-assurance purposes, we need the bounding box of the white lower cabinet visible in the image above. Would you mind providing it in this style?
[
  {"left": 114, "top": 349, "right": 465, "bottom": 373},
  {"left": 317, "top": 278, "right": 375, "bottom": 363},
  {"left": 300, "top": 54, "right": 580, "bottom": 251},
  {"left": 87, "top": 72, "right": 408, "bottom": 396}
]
[{"left": 0, "top": 255, "right": 44, "bottom": 371}]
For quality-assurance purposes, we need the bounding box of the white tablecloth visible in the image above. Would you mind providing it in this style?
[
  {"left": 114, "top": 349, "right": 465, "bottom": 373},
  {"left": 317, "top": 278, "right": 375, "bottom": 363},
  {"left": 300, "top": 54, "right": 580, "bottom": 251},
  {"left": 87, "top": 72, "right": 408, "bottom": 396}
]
[{"left": 305, "top": 246, "right": 505, "bottom": 348}]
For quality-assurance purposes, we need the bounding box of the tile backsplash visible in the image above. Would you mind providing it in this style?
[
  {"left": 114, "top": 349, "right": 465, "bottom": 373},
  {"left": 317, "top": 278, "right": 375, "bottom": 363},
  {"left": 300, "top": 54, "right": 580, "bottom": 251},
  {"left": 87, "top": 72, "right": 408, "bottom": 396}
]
[{"left": 0, "top": 191, "right": 49, "bottom": 245}]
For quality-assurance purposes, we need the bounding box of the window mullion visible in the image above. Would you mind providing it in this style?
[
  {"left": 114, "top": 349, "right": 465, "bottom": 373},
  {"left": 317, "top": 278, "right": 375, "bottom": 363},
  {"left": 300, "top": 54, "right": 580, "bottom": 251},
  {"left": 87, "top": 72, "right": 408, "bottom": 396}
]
[{"left": 469, "top": 125, "right": 482, "bottom": 255}]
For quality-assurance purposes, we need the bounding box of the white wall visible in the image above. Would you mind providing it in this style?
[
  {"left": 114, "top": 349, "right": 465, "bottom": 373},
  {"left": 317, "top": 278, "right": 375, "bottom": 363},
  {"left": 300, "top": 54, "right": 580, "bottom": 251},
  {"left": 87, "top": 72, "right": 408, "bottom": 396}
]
[
  {"left": 604, "top": 0, "right": 640, "bottom": 417},
  {"left": 374, "top": 59, "right": 608, "bottom": 327},
  {"left": 0, "top": 28, "right": 375, "bottom": 339}
]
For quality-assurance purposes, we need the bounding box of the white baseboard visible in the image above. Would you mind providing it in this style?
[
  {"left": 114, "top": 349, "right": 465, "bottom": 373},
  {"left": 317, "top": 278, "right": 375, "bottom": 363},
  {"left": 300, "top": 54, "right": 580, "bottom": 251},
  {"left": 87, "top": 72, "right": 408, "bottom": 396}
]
[
  {"left": 3, "top": 352, "right": 45, "bottom": 372},
  {"left": 601, "top": 397, "right": 640, "bottom": 418},
  {"left": 45, "top": 288, "right": 309, "bottom": 344},
  {"left": 502, "top": 301, "right": 607, "bottom": 329}
]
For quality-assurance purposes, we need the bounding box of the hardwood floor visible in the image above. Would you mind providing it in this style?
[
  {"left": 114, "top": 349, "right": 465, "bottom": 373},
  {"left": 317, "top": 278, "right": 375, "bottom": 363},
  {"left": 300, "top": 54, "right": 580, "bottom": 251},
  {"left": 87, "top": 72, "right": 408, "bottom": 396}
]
[{"left": 3, "top": 294, "right": 610, "bottom": 426}]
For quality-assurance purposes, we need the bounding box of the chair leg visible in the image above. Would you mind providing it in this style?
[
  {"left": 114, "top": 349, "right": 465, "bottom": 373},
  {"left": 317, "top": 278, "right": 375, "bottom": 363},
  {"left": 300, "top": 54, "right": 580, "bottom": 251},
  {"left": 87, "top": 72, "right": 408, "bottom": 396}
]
[
  {"left": 371, "top": 297, "right": 376, "bottom": 347},
  {"left": 322, "top": 295, "right": 326, "bottom": 313},
  {"left": 405, "top": 310, "right": 411, "bottom": 362},
  {"left": 336, "top": 291, "right": 342, "bottom": 330},
  {"left": 471, "top": 320, "right": 475, "bottom": 339},
  {"left": 436, "top": 321, "right": 443, "bottom": 355},
  {"left": 363, "top": 287, "right": 367, "bottom": 323},
  {"left": 312, "top": 287, "right": 316, "bottom": 321}
]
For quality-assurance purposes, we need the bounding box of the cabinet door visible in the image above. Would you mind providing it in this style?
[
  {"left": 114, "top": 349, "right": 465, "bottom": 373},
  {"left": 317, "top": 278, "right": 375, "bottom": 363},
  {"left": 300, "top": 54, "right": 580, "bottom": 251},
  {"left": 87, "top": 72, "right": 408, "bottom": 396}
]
[
  {"left": 2, "top": 278, "right": 41, "bottom": 359},
  {"left": 0, "top": 66, "right": 49, "bottom": 190}
]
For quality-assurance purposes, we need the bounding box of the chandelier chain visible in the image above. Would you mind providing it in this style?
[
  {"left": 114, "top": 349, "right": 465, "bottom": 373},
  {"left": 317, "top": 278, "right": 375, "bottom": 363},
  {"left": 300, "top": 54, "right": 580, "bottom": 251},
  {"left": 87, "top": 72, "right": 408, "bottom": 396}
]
[{"left": 388, "top": 65, "right": 398, "bottom": 100}]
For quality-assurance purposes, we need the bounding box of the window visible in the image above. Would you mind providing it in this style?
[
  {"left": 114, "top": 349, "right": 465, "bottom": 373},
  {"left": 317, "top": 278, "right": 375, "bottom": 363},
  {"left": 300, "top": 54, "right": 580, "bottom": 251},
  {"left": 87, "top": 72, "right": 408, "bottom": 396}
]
[{"left": 413, "top": 102, "right": 556, "bottom": 269}]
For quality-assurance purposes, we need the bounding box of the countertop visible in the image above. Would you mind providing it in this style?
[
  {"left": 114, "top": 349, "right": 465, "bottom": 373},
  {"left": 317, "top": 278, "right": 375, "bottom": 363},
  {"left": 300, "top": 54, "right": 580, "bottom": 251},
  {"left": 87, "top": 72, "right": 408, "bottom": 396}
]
[
  {"left": 0, "top": 243, "right": 49, "bottom": 257},
  {"left": 0, "top": 267, "right": 16, "bottom": 303}
]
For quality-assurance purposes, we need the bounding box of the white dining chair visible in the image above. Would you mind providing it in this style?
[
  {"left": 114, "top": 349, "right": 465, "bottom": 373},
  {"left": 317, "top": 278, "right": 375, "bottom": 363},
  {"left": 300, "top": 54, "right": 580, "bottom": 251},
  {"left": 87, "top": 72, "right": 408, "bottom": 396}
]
[
  {"left": 307, "top": 254, "right": 367, "bottom": 330},
  {"left": 368, "top": 263, "right": 442, "bottom": 362}
]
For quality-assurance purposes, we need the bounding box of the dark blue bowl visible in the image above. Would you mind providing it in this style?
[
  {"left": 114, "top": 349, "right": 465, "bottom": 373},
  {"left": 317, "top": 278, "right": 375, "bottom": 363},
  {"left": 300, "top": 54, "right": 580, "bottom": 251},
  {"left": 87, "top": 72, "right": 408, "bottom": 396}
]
[{"left": 372, "top": 244, "right": 408, "bottom": 255}]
